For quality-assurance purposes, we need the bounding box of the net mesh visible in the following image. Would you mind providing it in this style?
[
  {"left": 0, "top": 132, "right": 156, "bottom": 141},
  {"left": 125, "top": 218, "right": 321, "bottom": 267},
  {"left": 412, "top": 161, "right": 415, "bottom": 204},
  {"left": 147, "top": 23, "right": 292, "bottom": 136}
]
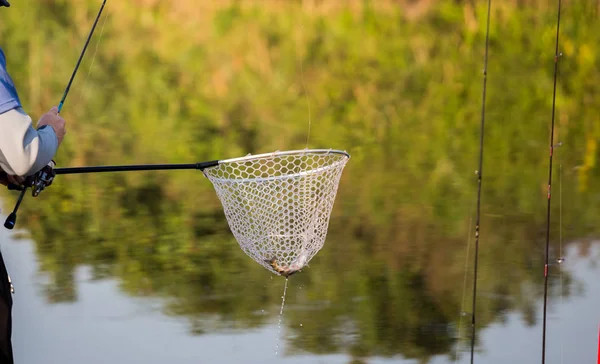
[{"left": 203, "top": 150, "right": 349, "bottom": 277}]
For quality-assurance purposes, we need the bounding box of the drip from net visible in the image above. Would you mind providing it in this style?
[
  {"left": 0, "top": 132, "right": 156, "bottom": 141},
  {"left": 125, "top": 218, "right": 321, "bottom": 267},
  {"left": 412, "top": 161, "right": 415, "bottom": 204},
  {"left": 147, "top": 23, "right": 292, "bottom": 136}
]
[{"left": 202, "top": 149, "right": 350, "bottom": 277}]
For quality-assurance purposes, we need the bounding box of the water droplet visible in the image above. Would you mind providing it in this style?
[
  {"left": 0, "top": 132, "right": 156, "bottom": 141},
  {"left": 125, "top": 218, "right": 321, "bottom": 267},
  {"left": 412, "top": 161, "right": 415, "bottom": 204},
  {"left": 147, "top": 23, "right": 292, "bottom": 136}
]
[{"left": 275, "top": 278, "right": 289, "bottom": 356}]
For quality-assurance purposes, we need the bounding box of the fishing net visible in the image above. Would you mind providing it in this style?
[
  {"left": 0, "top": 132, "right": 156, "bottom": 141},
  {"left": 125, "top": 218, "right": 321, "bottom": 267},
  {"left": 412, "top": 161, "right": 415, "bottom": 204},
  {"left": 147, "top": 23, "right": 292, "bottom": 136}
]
[{"left": 202, "top": 149, "right": 350, "bottom": 277}]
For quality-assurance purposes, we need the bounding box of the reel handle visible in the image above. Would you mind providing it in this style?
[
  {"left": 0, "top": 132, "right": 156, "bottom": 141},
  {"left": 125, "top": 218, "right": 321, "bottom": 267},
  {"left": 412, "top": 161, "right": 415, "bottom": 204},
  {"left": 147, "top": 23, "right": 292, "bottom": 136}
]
[{"left": 4, "top": 187, "right": 27, "bottom": 230}]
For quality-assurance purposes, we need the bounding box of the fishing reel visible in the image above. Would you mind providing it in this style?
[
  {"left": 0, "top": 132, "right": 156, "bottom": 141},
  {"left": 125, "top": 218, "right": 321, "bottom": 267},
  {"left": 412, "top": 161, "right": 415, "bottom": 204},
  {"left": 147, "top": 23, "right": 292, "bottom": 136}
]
[
  {"left": 30, "top": 160, "right": 57, "bottom": 197},
  {"left": 3, "top": 160, "right": 56, "bottom": 230},
  {"left": 5, "top": 160, "right": 56, "bottom": 197}
]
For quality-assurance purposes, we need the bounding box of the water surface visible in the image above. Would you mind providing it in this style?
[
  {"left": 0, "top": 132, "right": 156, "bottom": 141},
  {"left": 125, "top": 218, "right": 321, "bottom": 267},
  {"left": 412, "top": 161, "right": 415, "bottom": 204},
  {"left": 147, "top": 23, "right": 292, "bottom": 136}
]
[{"left": 1, "top": 206, "right": 598, "bottom": 363}]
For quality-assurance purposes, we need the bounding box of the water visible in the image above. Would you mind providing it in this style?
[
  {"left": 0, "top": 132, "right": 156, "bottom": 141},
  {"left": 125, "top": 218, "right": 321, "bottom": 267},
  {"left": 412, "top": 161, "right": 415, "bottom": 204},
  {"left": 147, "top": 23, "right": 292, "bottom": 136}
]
[{"left": 0, "top": 204, "right": 598, "bottom": 363}]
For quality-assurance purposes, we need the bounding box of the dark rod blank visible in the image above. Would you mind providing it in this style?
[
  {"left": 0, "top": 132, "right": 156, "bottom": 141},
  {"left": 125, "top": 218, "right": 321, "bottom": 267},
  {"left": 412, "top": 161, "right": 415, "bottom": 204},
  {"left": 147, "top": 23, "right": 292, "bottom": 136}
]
[{"left": 54, "top": 160, "right": 219, "bottom": 175}]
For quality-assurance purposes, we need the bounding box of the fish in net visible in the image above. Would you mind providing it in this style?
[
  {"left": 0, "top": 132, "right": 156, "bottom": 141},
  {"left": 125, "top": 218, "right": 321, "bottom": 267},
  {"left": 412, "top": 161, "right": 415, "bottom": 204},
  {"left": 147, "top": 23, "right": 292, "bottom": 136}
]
[{"left": 202, "top": 149, "right": 350, "bottom": 277}]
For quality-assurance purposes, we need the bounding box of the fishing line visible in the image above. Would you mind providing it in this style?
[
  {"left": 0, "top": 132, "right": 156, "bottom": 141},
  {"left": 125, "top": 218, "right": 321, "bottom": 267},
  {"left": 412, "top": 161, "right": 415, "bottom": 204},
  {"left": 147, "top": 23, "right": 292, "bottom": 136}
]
[
  {"left": 302, "top": 58, "right": 312, "bottom": 150},
  {"left": 553, "top": 126, "right": 565, "bottom": 364},
  {"left": 541, "top": 0, "right": 562, "bottom": 363},
  {"left": 71, "top": 8, "right": 110, "bottom": 114},
  {"left": 559, "top": 149, "right": 564, "bottom": 364},
  {"left": 294, "top": 9, "right": 313, "bottom": 265},
  {"left": 469, "top": 0, "right": 492, "bottom": 362},
  {"left": 295, "top": 11, "right": 312, "bottom": 149},
  {"left": 456, "top": 202, "right": 475, "bottom": 360}
]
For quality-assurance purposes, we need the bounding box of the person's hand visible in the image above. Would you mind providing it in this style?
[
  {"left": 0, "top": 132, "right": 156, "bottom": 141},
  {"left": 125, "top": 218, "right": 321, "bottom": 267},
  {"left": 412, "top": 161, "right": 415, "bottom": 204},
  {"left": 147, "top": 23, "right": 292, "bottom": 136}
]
[
  {"left": 7, "top": 174, "right": 24, "bottom": 186},
  {"left": 0, "top": 171, "right": 24, "bottom": 187},
  {"left": 37, "top": 106, "right": 66, "bottom": 145}
]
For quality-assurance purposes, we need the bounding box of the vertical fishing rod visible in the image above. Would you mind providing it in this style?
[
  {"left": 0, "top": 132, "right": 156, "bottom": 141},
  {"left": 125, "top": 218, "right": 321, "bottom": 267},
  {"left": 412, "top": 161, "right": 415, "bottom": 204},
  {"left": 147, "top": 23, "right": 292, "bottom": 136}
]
[
  {"left": 542, "top": 0, "right": 562, "bottom": 363},
  {"left": 58, "top": 0, "right": 107, "bottom": 113},
  {"left": 469, "top": 0, "right": 493, "bottom": 363},
  {"left": 3, "top": 0, "right": 108, "bottom": 230}
]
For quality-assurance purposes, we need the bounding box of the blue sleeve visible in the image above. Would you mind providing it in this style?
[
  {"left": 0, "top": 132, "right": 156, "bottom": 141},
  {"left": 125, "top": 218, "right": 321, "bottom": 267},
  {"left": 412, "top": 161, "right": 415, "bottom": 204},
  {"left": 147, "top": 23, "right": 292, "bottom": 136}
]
[
  {"left": 0, "top": 48, "right": 58, "bottom": 176},
  {"left": 23, "top": 124, "right": 59, "bottom": 176},
  {"left": 0, "top": 47, "right": 23, "bottom": 115},
  {"left": 0, "top": 108, "right": 59, "bottom": 176}
]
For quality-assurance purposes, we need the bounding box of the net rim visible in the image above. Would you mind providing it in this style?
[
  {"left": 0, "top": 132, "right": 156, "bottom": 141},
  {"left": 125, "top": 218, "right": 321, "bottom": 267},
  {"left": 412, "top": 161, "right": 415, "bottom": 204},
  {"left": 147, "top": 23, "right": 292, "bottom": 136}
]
[
  {"left": 203, "top": 149, "right": 350, "bottom": 183},
  {"left": 219, "top": 149, "right": 350, "bottom": 164}
]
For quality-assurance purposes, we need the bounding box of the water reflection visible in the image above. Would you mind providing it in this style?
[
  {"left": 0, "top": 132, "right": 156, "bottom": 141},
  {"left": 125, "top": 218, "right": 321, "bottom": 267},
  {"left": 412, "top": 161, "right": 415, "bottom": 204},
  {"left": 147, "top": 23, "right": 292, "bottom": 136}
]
[
  {"left": 474, "top": 242, "right": 599, "bottom": 364},
  {"left": 2, "top": 205, "right": 598, "bottom": 363}
]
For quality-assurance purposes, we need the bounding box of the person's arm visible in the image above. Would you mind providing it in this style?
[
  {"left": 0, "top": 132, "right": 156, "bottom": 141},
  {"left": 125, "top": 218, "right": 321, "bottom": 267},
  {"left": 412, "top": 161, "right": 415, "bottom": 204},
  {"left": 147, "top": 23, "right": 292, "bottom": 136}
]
[{"left": 0, "top": 107, "right": 59, "bottom": 177}]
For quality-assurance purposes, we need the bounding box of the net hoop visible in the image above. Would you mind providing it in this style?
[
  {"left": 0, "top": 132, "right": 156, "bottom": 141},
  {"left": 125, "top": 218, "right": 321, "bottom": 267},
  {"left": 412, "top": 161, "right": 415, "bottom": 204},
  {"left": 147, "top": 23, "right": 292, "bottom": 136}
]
[
  {"left": 202, "top": 149, "right": 350, "bottom": 276},
  {"left": 207, "top": 149, "right": 349, "bottom": 184},
  {"left": 219, "top": 149, "right": 350, "bottom": 164}
]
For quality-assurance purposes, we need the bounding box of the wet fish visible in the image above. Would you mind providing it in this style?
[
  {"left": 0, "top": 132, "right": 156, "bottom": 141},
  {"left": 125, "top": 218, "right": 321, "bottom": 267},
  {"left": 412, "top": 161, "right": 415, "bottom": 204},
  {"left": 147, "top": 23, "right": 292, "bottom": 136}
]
[{"left": 265, "top": 253, "right": 308, "bottom": 278}]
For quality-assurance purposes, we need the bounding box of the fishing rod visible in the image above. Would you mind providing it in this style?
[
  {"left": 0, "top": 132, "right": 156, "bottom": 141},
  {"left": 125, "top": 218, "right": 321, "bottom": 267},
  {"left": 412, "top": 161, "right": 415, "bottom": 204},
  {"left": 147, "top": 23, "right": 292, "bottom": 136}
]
[
  {"left": 58, "top": 0, "right": 107, "bottom": 114},
  {"left": 54, "top": 161, "right": 220, "bottom": 175},
  {"left": 3, "top": 0, "right": 107, "bottom": 230},
  {"left": 541, "top": 0, "right": 563, "bottom": 363},
  {"left": 468, "top": 0, "right": 492, "bottom": 362},
  {"left": 3, "top": 160, "right": 219, "bottom": 229}
]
